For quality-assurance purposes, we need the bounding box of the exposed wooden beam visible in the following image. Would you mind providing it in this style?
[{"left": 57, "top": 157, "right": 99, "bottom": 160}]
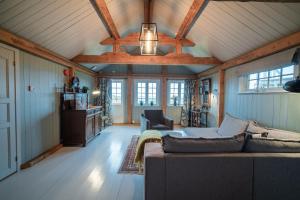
[
  {"left": 100, "top": 32, "right": 195, "bottom": 47},
  {"left": 161, "top": 66, "right": 168, "bottom": 114},
  {"left": 176, "top": 0, "right": 208, "bottom": 39},
  {"left": 144, "top": 0, "right": 153, "bottom": 23},
  {"left": 97, "top": 73, "right": 197, "bottom": 79},
  {"left": 218, "top": 69, "right": 225, "bottom": 127},
  {"left": 198, "top": 31, "right": 300, "bottom": 77},
  {"left": 0, "top": 28, "right": 96, "bottom": 77},
  {"left": 90, "top": 0, "right": 120, "bottom": 39},
  {"left": 127, "top": 65, "right": 133, "bottom": 124},
  {"left": 72, "top": 52, "right": 222, "bottom": 65}
]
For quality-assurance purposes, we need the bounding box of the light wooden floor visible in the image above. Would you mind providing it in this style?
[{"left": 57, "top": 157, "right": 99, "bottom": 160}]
[{"left": 0, "top": 126, "right": 144, "bottom": 200}]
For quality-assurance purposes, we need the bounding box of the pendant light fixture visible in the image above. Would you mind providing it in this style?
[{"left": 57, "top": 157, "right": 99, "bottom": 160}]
[
  {"left": 139, "top": 23, "right": 158, "bottom": 55},
  {"left": 283, "top": 48, "right": 300, "bottom": 93}
]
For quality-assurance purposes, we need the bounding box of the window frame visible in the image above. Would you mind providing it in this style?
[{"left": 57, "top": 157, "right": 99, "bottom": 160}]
[
  {"left": 134, "top": 79, "right": 160, "bottom": 106},
  {"left": 111, "top": 79, "right": 123, "bottom": 105},
  {"left": 167, "top": 80, "right": 185, "bottom": 106},
  {"left": 244, "top": 65, "right": 296, "bottom": 93}
]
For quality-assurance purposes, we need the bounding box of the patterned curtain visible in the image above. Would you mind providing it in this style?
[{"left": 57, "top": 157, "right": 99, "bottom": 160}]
[
  {"left": 180, "top": 79, "right": 196, "bottom": 127},
  {"left": 95, "top": 78, "right": 112, "bottom": 125}
]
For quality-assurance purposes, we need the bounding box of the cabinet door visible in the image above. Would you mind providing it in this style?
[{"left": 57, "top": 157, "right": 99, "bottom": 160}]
[
  {"left": 94, "top": 114, "right": 101, "bottom": 135},
  {"left": 86, "top": 116, "right": 94, "bottom": 142}
]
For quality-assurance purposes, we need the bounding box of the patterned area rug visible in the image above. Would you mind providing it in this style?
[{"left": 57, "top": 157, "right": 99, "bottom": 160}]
[{"left": 118, "top": 135, "right": 143, "bottom": 175}]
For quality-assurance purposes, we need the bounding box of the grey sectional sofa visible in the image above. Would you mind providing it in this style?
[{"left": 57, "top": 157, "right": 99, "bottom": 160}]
[{"left": 144, "top": 142, "right": 300, "bottom": 200}]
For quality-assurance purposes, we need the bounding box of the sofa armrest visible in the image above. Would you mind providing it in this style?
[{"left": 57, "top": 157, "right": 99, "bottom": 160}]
[
  {"left": 144, "top": 143, "right": 166, "bottom": 200},
  {"left": 164, "top": 117, "right": 174, "bottom": 130},
  {"left": 140, "top": 114, "right": 151, "bottom": 132}
]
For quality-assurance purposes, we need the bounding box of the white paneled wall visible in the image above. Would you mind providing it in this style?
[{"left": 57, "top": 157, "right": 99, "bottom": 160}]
[
  {"left": 224, "top": 55, "right": 300, "bottom": 133},
  {"left": 19, "top": 51, "right": 95, "bottom": 163}
]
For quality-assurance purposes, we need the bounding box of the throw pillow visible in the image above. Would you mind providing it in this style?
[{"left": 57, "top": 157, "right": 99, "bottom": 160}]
[
  {"left": 243, "top": 137, "right": 300, "bottom": 153},
  {"left": 217, "top": 113, "right": 249, "bottom": 137},
  {"left": 246, "top": 121, "right": 269, "bottom": 138},
  {"left": 162, "top": 134, "right": 245, "bottom": 153}
]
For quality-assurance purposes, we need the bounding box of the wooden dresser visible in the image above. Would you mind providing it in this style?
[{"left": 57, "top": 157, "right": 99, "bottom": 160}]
[{"left": 61, "top": 106, "right": 102, "bottom": 146}]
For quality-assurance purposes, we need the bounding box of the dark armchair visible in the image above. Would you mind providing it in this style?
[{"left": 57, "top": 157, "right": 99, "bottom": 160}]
[{"left": 140, "top": 110, "right": 174, "bottom": 132}]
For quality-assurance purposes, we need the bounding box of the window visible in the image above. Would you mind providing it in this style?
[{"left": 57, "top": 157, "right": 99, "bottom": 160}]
[
  {"left": 246, "top": 65, "right": 295, "bottom": 91},
  {"left": 111, "top": 80, "right": 122, "bottom": 105},
  {"left": 168, "top": 80, "right": 185, "bottom": 106},
  {"left": 135, "top": 80, "right": 160, "bottom": 106}
]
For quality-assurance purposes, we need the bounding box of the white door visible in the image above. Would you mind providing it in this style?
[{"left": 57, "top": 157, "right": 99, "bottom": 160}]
[
  {"left": 0, "top": 45, "right": 17, "bottom": 180},
  {"left": 111, "top": 80, "right": 125, "bottom": 123}
]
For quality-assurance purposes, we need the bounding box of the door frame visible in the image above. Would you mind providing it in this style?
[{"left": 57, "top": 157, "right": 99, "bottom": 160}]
[{"left": 0, "top": 43, "right": 22, "bottom": 171}]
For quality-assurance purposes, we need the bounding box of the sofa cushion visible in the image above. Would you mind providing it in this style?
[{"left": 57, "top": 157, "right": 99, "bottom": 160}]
[
  {"left": 183, "top": 127, "right": 221, "bottom": 138},
  {"left": 246, "top": 121, "right": 269, "bottom": 138},
  {"left": 151, "top": 123, "right": 170, "bottom": 130},
  {"left": 267, "top": 129, "right": 300, "bottom": 140},
  {"left": 244, "top": 137, "right": 300, "bottom": 153},
  {"left": 218, "top": 114, "right": 249, "bottom": 137},
  {"left": 162, "top": 134, "right": 245, "bottom": 153}
]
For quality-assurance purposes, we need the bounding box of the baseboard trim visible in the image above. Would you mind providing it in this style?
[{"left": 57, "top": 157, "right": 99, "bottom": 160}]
[{"left": 20, "top": 144, "right": 63, "bottom": 170}]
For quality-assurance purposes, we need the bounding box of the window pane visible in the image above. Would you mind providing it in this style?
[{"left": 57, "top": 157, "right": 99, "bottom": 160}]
[
  {"left": 282, "top": 75, "right": 294, "bottom": 85},
  {"left": 282, "top": 65, "right": 294, "bottom": 75},
  {"left": 111, "top": 81, "right": 122, "bottom": 104},
  {"left": 269, "top": 77, "right": 280, "bottom": 88},
  {"left": 269, "top": 69, "right": 281, "bottom": 77},
  {"left": 249, "top": 73, "right": 258, "bottom": 80},
  {"left": 259, "top": 71, "right": 268, "bottom": 79},
  {"left": 259, "top": 78, "right": 268, "bottom": 89},
  {"left": 249, "top": 80, "right": 257, "bottom": 90}
]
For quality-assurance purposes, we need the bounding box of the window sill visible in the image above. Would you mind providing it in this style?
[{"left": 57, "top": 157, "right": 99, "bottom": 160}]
[{"left": 238, "top": 88, "right": 288, "bottom": 94}]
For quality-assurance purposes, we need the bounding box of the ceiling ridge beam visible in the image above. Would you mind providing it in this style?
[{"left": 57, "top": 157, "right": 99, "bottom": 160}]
[
  {"left": 0, "top": 28, "right": 96, "bottom": 77},
  {"left": 197, "top": 31, "right": 300, "bottom": 77},
  {"left": 90, "top": 0, "right": 120, "bottom": 39},
  {"left": 100, "top": 32, "right": 195, "bottom": 47},
  {"left": 175, "top": 0, "right": 209, "bottom": 40},
  {"left": 72, "top": 52, "right": 222, "bottom": 65}
]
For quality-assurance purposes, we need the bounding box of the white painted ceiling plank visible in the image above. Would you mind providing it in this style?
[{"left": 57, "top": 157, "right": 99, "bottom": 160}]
[
  {"left": 0, "top": 0, "right": 42, "bottom": 24},
  {"left": 20, "top": 0, "right": 87, "bottom": 39},
  {"left": 32, "top": 7, "right": 96, "bottom": 45},
  {"left": 2, "top": 0, "right": 65, "bottom": 32},
  {"left": 206, "top": 3, "right": 266, "bottom": 49},
  {"left": 237, "top": 2, "right": 288, "bottom": 35},
  {"left": 268, "top": 4, "right": 300, "bottom": 27},
  {"left": 0, "top": 0, "right": 23, "bottom": 14},
  {"left": 222, "top": 2, "right": 281, "bottom": 40}
]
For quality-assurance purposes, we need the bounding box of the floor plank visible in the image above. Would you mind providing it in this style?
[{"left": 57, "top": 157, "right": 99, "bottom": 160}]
[{"left": 0, "top": 126, "right": 143, "bottom": 200}]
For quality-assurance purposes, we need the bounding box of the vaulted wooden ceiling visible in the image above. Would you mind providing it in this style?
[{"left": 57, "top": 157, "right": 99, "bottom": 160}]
[{"left": 1, "top": 0, "right": 300, "bottom": 73}]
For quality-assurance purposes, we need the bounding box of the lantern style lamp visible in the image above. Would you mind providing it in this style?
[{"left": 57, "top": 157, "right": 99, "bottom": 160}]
[{"left": 139, "top": 23, "right": 158, "bottom": 55}]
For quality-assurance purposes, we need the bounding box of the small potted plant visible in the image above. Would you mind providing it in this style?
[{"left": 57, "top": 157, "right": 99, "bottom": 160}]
[
  {"left": 139, "top": 100, "right": 144, "bottom": 106},
  {"left": 150, "top": 101, "right": 154, "bottom": 106},
  {"left": 82, "top": 86, "right": 89, "bottom": 93}
]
